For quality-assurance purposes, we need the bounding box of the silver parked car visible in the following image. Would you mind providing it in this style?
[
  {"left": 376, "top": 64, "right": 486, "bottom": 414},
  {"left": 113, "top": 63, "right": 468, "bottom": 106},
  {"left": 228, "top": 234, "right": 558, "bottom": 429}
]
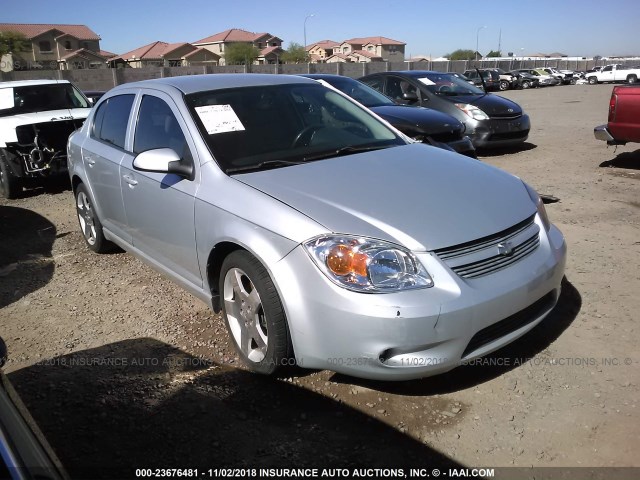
[{"left": 67, "top": 74, "right": 566, "bottom": 381}]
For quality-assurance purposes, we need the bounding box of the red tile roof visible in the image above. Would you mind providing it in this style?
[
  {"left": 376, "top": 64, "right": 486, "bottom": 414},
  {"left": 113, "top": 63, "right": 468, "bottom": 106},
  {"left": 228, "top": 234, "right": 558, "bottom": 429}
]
[
  {"left": 193, "top": 28, "right": 267, "bottom": 44},
  {"left": 0, "top": 23, "right": 100, "bottom": 40},
  {"left": 350, "top": 49, "right": 382, "bottom": 59},
  {"left": 306, "top": 39, "right": 339, "bottom": 51},
  {"left": 113, "top": 41, "right": 197, "bottom": 61},
  {"left": 344, "top": 36, "right": 405, "bottom": 46},
  {"left": 60, "top": 48, "right": 107, "bottom": 61},
  {"left": 259, "top": 46, "right": 282, "bottom": 56},
  {"left": 99, "top": 50, "right": 117, "bottom": 59},
  {"left": 183, "top": 47, "right": 220, "bottom": 59}
]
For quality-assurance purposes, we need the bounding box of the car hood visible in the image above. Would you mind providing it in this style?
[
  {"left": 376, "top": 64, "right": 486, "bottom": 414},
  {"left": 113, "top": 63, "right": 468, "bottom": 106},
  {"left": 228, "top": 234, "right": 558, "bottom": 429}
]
[
  {"left": 370, "top": 105, "right": 463, "bottom": 135},
  {"left": 234, "top": 143, "right": 535, "bottom": 251},
  {"left": 442, "top": 94, "right": 523, "bottom": 117},
  {"left": 0, "top": 108, "right": 91, "bottom": 145}
]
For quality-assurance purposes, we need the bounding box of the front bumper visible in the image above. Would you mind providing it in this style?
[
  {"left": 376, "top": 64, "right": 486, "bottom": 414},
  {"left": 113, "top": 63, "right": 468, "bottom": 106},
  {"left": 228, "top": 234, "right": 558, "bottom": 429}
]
[
  {"left": 469, "top": 114, "right": 531, "bottom": 148},
  {"left": 272, "top": 218, "right": 566, "bottom": 381}
]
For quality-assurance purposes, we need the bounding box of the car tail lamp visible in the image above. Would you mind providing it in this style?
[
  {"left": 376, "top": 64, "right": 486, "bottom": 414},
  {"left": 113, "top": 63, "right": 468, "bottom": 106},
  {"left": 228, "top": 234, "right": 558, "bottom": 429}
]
[{"left": 608, "top": 94, "right": 617, "bottom": 122}]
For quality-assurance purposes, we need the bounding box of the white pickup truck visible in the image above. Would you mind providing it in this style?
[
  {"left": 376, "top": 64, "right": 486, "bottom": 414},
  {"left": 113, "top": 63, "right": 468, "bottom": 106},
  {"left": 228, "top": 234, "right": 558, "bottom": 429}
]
[
  {"left": 0, "top": 80, "right": 91, "bottom": 198},
  {"left": 586, "top": 64, "right": 640, "bottom": 85}
]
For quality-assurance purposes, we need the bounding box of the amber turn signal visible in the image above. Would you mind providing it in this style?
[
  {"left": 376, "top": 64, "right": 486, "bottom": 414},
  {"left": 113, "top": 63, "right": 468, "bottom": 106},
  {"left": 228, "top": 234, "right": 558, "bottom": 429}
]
[{"left": 326, "top": 244, "right": 368, "bottom": 277}]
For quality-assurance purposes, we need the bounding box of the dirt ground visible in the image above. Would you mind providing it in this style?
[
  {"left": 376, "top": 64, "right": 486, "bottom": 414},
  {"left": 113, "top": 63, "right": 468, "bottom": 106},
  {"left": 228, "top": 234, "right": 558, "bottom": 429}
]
[{"left": 1, "top": 83, "right": 638, "bottom": 478}]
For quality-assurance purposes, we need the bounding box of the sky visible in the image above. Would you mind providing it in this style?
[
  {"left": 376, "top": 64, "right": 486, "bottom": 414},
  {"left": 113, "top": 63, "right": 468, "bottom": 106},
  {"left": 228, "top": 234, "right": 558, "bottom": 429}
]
[{"left": 2, "top": 0, "right": 639, "bottom": 58}]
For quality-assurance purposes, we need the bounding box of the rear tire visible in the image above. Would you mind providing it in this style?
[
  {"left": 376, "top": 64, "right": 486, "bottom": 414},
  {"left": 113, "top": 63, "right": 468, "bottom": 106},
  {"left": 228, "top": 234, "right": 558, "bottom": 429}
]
[
  {"left": 220, "top": 250, "right": 293, "bottom": 375},
  {"left": 499, "top": 80, "right": 509, "bottom": 91},
  {"left": 75, "top": 183, "right": 113, "bottom": 253},
  {"left": 588, "top": 76, "right": 598, "bottom": 85},
  {"left": 627, "top": 75, "right": 637, "bottom": 84}
]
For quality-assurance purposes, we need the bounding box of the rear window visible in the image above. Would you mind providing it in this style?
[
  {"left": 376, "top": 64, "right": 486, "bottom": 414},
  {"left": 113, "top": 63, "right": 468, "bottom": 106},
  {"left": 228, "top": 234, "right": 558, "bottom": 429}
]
[{"left": 91, "top": 94, "right": 135, "bottom": 149}]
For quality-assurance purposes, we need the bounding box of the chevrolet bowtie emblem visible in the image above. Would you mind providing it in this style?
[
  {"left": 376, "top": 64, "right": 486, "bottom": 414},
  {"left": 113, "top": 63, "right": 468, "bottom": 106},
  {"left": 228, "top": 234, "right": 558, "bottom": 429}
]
[{"left": 497, "top": 242, "right": 514, "bottom": 257}]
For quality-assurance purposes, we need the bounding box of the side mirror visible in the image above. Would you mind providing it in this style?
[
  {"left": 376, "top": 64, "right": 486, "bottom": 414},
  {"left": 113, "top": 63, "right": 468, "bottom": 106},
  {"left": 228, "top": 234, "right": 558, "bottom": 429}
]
[
  {"left": 133, "top": 148, "right": 194, "bottom": 180},
  {"left": 402, "top": 91, "right": 418, "bottom": 102}
]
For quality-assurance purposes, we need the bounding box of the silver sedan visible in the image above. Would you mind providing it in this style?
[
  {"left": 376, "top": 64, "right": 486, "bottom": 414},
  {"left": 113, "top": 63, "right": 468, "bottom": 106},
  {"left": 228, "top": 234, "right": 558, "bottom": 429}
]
[{"left": 67, "top": 74, "right": 566, "bottom": 381}]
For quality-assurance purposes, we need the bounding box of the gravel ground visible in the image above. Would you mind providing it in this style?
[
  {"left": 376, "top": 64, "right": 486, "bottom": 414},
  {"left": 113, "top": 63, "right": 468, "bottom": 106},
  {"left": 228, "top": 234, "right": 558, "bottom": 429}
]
[{"left": 0, "top": 83, "right": 638, "bottom": 477}]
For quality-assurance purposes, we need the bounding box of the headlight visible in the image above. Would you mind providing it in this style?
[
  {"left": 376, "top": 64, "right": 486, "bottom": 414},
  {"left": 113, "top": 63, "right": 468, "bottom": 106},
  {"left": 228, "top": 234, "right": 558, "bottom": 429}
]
[
  {"left": 454, "top": 103, "right": 490, "bottom": 121},
  {"left": 523, "top": 182, "right": 551, "bottom": 231},
  {"left": 303, "top": 235, "right": 434, "bottom": 293}
]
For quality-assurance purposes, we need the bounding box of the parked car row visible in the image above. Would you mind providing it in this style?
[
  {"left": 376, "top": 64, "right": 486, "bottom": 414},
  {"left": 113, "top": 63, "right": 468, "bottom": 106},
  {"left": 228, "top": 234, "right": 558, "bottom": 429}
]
[
  {"left": 462, "top": 67, "right": 582, "bottom": 91},
  {"left": 359, "top": 70, "right": 530, "bottom": 148}
]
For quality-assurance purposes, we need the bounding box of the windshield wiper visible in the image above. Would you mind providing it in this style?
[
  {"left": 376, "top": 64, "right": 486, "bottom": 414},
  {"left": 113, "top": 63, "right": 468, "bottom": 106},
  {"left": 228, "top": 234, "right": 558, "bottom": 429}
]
[
  {"left": 226, "top": 159, "right": 304, "bottom": 174},
  {"left": 302, "top": 144, "right": 392, "bottom": 162}
]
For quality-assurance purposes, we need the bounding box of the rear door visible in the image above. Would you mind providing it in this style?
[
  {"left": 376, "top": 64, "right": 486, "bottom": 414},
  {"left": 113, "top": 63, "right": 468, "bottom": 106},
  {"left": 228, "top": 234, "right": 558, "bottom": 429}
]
[{"left": 80, "top": 93, "right": 135, "bottom": 244}]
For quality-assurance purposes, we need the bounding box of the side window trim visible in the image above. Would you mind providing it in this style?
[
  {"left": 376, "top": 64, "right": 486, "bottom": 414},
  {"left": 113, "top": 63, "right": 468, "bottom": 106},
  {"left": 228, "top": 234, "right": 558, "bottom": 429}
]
[
  {"left": 130, "top": 90, "right": 199, "bottom": 176},
  {"left": 89, "top": 93, "right": 136, "bottom": 152}
]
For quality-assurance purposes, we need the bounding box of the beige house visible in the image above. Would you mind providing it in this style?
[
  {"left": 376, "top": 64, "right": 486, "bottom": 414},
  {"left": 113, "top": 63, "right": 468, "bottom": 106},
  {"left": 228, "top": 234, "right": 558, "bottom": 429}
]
[
  {"left": 306, "top": 40, "right": 340, "bottom": 62},
  {"left": 308, "top": 36, "right": 405, "bottom": 63},
  {"left": 192, "top": 28, "right": 283, "bottom": 65},
  {"left": 0, "top": 23, "right": 112, "bottom": 69},
  {"left": 110, "top": 41, "right": 219, "bottom": 68}
]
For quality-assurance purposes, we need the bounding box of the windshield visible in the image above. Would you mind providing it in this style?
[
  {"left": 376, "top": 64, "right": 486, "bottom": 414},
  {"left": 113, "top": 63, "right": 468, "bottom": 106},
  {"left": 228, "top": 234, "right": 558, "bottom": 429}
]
[
  {"left": 320, "top": 77, "right": 394, "bottom": 108},
  {"left": 186, "top": 83, "right": 405, "bottom": 174},
  {"left": 0, "top": 83, "right": 90, "bottom": 117},
  {"left": 416, "top": 73, "right": 485, "bottom": 96}
]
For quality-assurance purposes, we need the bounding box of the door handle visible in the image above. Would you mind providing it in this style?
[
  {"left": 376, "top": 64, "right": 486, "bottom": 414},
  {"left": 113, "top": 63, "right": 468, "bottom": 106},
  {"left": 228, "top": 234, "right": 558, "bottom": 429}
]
[
  {"left": 122, "top": 174, "right": 138, "bottom": 186},
  {"left": 85, "top": 156, "right": 96, "bottom": 166}
]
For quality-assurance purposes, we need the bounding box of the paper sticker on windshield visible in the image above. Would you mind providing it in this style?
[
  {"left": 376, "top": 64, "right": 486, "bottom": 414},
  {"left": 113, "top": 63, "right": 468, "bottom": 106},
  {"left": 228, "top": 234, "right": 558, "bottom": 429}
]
[
  {"left": 0, "top": 88, "right": 14, "bottom": 110},
  {"left": 418, "top": 77, "right": 436, "bottom": 86},
  {"left": 195, "top": 104, "right": 245, "bottom": 134}
]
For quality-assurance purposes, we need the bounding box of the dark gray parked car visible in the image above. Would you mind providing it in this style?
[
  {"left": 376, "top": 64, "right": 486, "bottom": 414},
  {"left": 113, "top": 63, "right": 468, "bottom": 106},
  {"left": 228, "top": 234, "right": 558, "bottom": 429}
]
[
  {"left": 300, "top": 74, "right": 476, "bottom": 158},
  {"left": 359, "top": 71, "right": 530, "bottom": 149}
]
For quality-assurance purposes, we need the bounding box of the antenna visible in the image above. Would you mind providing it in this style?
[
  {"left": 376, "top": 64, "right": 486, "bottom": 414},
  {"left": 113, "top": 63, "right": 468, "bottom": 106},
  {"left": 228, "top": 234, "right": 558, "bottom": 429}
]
[{"left": 498, "top": 28, "right": 502, "bottom": 54}]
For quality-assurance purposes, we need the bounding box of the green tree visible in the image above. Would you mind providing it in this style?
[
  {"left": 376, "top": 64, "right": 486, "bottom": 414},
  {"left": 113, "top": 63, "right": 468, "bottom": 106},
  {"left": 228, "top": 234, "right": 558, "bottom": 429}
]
[
  {"left": 281, "top": 42, "right": 306, "bottom": 63},
  {"left": 445, "top": 49, "right": 477, "bottom": 61},
  {"left": 486, "top": 50, "right": 502, "bottom": 58},
  {"left": 0, "top": 31, "right": 31, "bottom": 56},
  {"left": 224, "top": 43, "right": 260, "bottom": 65}
]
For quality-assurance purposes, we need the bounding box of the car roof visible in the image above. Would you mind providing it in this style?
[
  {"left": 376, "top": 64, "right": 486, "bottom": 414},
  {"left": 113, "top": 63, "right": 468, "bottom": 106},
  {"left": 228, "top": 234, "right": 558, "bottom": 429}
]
[
  {"left": 0, "top": 79, "right": 71, "bottom": 88},
  {"left": 109, "top": 73, "right": 317, "bottom": 95}
]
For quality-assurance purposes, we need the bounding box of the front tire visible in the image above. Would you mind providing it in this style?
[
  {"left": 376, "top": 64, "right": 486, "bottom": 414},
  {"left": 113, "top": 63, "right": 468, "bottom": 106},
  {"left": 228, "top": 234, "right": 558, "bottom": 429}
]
[
  {"left": 499, "top": 80, "right": 509, "bottom": 91},
  {"left": 521, "top": 80, "right": 531, "bottom": 89},
  {"left": 220, "top": 250, "right": 293, "bottom": 375},
  {"left": 588, "top": 76, "right": 598, "bottom": 85},
  {"left": 0, "top": 150, "right": 22, "bottom": 199},
  {"left": 75, "top": 183, "right": 113, "bottom": 253}
]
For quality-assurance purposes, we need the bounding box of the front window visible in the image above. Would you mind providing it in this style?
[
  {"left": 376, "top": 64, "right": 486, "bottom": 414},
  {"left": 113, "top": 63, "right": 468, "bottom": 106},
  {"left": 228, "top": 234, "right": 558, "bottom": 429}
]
[
  {"left": 416, "top": 73, "right": 486, "bottom": 96},
  {"left": 0, "top": 83, "right": 90, "bottom": 117},
  {"left": 39, "top": 40, "right": 52, "bottom": 52},
  {"left": 185, "top": 83, "right": 404, "bottom": 174}
]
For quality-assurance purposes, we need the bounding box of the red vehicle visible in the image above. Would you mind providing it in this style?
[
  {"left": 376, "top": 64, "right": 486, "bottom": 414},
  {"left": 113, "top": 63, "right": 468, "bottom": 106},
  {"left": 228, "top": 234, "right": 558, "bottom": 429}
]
[{"left": 594, "top": 85, "right": 640, "bottom": 145}]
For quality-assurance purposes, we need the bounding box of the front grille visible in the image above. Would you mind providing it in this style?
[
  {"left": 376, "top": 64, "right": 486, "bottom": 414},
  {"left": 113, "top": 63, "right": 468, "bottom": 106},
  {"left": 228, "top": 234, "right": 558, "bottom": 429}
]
[
  {"left": 434, "top": 214, "right": 539, "bottom": 279},
  {"left": 451, "top": 234, "right": 539, "bottom": 278},
  {"left": 428, "top": 131, "right": 463, "bottom": 143},
  {"left": 489, "top": 112, "right": 522, "bottom": 120},
  {"left": 462, "top": 290, "right": 557, "bottom": 357},
  {"left": 488, "top": 130, "right": 529, "bottom": 141}
]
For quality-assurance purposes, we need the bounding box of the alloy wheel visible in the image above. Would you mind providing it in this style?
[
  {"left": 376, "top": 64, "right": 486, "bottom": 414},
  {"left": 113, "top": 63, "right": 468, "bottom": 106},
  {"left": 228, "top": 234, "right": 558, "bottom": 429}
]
[
  {"left": 76, "top": 191, "right": 97, "bottom": 245},
  {"left": 223, "top": 267, "right": 268, "bottom": 363}
]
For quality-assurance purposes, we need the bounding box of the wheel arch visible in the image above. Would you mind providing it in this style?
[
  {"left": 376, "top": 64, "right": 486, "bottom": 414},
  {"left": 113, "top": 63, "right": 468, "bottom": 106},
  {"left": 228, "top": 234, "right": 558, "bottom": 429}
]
[{"left": 206, "top": 241, "right": 246, "bottom": 312}]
